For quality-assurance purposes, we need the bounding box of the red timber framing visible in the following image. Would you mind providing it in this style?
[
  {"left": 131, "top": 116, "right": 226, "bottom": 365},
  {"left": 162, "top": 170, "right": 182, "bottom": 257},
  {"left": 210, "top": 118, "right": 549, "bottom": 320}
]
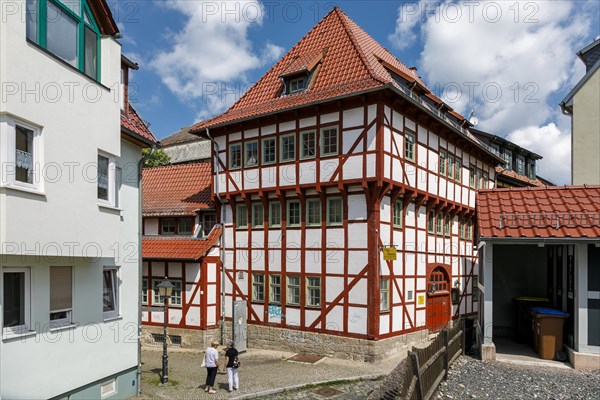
[{"left": 195, "top": 89, "right": 495, "bottom": 342}]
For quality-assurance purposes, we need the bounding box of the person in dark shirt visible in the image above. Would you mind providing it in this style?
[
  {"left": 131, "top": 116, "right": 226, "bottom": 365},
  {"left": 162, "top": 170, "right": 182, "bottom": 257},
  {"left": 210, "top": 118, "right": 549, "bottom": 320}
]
[{"left": 224, "top": 339, "right": 239, "bottom": 392}]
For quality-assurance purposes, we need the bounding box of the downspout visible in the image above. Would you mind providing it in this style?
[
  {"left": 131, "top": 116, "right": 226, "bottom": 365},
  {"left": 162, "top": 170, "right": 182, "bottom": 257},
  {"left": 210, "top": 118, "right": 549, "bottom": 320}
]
[
  {"left": 205, "top": 128, "right": 226, "bottom": 344},
  {"left": 137, "top": 144, "right": 156, "bottom": 396}
]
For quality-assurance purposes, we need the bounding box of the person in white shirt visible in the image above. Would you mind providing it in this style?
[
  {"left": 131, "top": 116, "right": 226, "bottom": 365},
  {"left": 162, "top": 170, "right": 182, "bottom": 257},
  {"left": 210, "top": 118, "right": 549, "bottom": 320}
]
[{"left": 204, "top": 341, "right": 220, "bottom": 394}]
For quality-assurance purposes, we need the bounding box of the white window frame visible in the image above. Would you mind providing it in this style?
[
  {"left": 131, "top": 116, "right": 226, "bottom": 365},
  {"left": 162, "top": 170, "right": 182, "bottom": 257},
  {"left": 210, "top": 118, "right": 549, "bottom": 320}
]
[
  {"left": 306, "top": 276, "right": 321, "bottom": 308},
  {"left": 455, "top": 159, "right": 462, "bottom": 182},
  {"left": 262, "top": 137, "right": 276, "bottom": 165},
  {"left": 528, "top": 160, "right": 537, "bottom": 180},
  {"left": 289, "top": 76, "right": 306, "bottom": 94},
  {"left": 516, "top": 155, "right": 526, "bottom": 176},
  {"left": 280, "top": 133, "right": 296, "bottom": 162},
  {"left": 252, "top": 273, "right": 265, "bottom": 302},
  {"left": 236, "top": 204, "right": 248, "bottom": 229},
  {"left": 428, "top": 210, "right": 435, "bottom": 233},
  {"left": 287, "top": 200, "right": 301, "bottom": 227},
  {"left": 269, "top": 274, "right": 281, "bottom": 304},
  {"left": 2, "top": 267, "right": 32, "bottom": 336},
  {"left": 269, "top": 201, "right": 281, "bottom": 227},
  {"left": 405, "top": 131, "right": 416, "bottom": 162},
  {"left": 287, "top": 275, "right": 301, "bottom": 305},
  {"left": 306, "top": 198, "right": 321, "bottom": 226},
  {"left": 103, "top": 267, "right": 120, "bottom": 320},
  {"left": 141, "top": 278, "right": 148, "bottom": 305},
  {"left": 245, "top": 140, "right": 259, "bottom": 167},
  {"left": 320, "top": 127, "right": 339, "bottom": 156},
  {"left": 49, "top": 266, "right": 73, "bottom": 329},
  {"left": 97, "top": 151, "right": 116, "bottom": 207},
  {"left": 169, "top": 280, "right": 182, "bottom": 307},
  {"left": 393, "top": 200, "right": 403, "bottom": 228},
  {"left": 100, "top": 378, "right": 117, "bottom": 398},
  {"left": 447, "top": 154, "right": 455, "bottom": 180},
  {"left": 439, "top": 149, "right": 446, "bottom": 176},
  {"left": 380, "top": 278, "right": 390, "bottom": 312},
  {"left": 252, "top": 203, "right": 264, "bottom": 228},
  {"left": 152, "top": 279, "right": 164, "bottom": 305},
  {"left": 229, "top": 143, "right": 242, "bottom": 169},
  {"left": 326, "top": 197, "right": 343, "bottom": 226},
  {"left": 503, "top": 150, "right": 513, "bottom": 171},
  {"left": 0, "top": 117, "right": 43, "bottom": 193},
  {"left": 300, "top": 130, "right": 316, "bottom": 159}
]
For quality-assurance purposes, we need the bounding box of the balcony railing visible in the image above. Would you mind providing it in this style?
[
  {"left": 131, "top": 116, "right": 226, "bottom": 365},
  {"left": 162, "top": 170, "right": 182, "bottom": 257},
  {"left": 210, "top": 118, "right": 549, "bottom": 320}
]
[{"left": 498, "top": 213, "right": 600, "bottom": 229}]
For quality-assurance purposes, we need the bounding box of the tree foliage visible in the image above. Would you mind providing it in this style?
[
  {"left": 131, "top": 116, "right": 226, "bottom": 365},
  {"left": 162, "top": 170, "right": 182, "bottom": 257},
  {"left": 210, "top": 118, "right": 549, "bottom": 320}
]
[{"left": 142, "top": 148, "right": 171, "bottom": 168}]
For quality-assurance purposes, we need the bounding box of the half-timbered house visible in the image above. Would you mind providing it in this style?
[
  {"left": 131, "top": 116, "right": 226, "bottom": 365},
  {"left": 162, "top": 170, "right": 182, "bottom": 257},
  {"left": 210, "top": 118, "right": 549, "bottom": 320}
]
[
  {"left": 190, "top": 7, "right": 503, "bottom": 360},
  {"left": 141, "top": 163, "right": 222, "bottom": 348}
]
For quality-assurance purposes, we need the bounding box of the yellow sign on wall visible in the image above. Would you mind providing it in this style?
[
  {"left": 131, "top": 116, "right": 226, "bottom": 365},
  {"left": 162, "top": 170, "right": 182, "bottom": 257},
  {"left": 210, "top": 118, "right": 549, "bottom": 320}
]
[
  {"left": 417, "top": 295, "right": 425, "bottom": 305},
  {"left": 382, "top": 247, "right": 397, "bottom": 260}
]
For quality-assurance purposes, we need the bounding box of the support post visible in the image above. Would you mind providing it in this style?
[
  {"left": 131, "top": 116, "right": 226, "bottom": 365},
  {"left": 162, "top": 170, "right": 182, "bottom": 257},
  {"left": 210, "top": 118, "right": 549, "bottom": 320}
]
[
  {"left": 461, "top": 317, "right": 466, "bottom": 355},
  {"left": 161, "top": 298, "right": 169, "bottom": 384},
  {"left": 410, "top": 350, "right": 423, "bottom": 400},
  {"left": 442, "top": 328, "right": 449, "bottom": 380}
]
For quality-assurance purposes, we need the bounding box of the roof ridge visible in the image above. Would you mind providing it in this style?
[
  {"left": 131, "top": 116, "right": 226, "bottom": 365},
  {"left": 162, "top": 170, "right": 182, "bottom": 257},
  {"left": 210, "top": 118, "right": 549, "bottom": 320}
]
[
  {"left": 143, "top": 161, "right": 209, "bottom": 170},
  {"left": 333, "top": 7, "right": 386, "bottom": 86}
]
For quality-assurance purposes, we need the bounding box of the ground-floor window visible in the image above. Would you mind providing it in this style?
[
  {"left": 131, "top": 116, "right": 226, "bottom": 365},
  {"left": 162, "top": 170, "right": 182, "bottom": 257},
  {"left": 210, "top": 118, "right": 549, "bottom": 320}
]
[
  {"left": 306, "top": 276, "right": 321, "bottom": 307},
  {"left": 3, "top": 268, "right": 31, "bottom": 334},
  {"left": 103, "top": 267, "right": 119, "bottom": 319},
  {"left": 252, "top": 273, "right": 265, "bottom": 302},
  {"left": 380, "top": 278, "right": 390, "bottom": 312},
  {"left": 50, "top": 266, "right": 73, "bottom": 327}
]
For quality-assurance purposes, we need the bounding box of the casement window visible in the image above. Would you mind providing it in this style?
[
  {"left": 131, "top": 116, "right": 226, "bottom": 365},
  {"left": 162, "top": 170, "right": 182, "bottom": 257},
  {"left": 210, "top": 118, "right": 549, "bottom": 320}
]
[
  {"left": 15, "top": 125, "right": 35, "bottom": 185},
  {"left": 26, "top": 0, "right": 101, "bottom": 80},
  {"left": 236, "top": 205, "right": 248, "bottom": 229},
  {"left": 152, "top": 279, "right": 181, "bottom": 306},
  {"left": 448, "top": 155, "right": 455, "bottom": 180},
  {"left": 141, "top": 279, "right": 148, "bottom": 305},
  {"left": 469, "top": 166, "right": 486, "bottom": 190},
  {"left": 427, "top": 210, "right": 435, "bottom": 233},
  {"left": 262, "top": 138, "right": 276, "bottom": 164},
  {"left": 245, "top": 141, "right": 258, "bottom": 167},
  {"left": 469, "top": 166, "right": 476, "bottom": 188},
  {"left": 287, "top": 276, "right": 301, "bottom": 305},
  {"left": 393, "top": 200, "right": 403, "bottom": 228},
  {"left": 321, "top": 127, "right": 339, "bottom": 156},
  {"left": 287, "top": 200, "right": 301, "bottom": 227},
  {"left": 50, "top": 266, "right": 73, "bottom": 327},
  {"left": 482, "top": 172, "right": 489, "bottom": 189},
  {"left": 491, "top": 143, "right": 500, "bottom": 156},
  {"left": 2, "top": 119, "right": 42, "bottom": 191},
  {"left": 516, "top": 155, "right": 525, "bottom": 176},
  {"left": 97, "top": 153, "right": 117, "bottom": 206},
  {"left": 202, "top": 214, "right": 217, "bottom": 236},
  {"left": 229, "top": 144, "right": 242, "bottom": 169},
  {"left": 281, "top": 133, "right": 296, "bottom": 162},
  {"left": 306, "top": 277, "right": 321, "bottom": 307},
  {"left": 455, "top": 159, "right": 462, "bottom": 182},
  {"left": 252, "top": 273, "right": 265, "bottom": 302},
  {"left": 161, "top": 218, "right": 176, "bottom": 235},
  {"left": 326, "top": 197, "right": 343, "bottom": 225},
  {"left": 439, "top": 150, "right": 446, "bottom": 175},
  {"left": 435, "top": 212, "right": 444, "bottom": 235},
  {"left": 178, "top": 218, "right": 194, "bottom": 235},
  {"left": 287, "top": 76, "right": 307, "bottom": 94},
  {"left": 269, "top": 202, "right": 281, "bottom": 227},
  {"left": 502, "top": 150, "right": 513, "bottom": 170},
  {"left": 380, "top": 278, "right": 390, "bottom": 312},
  {"left": 252, "top": 203, "right": 264, "bottom": 228},
  {"left": 459, "top": 218, "right": 466, "bottom": 239},
  {"left": 103, "top": 267, "right": 119, "bottom": 319},
  {"left": 269, "top": 275, "right": 281, "bottom": 304},
  {"left": 444, "top": 216, "right": 451, "bottom": 237},
  {"left": 528, "top": 160, "right": 537, "bottom": 180},
  {"left": 467, "top": 220, "right": 473, "bottom": 240},
  {"left": 306, "top": 199, "right": 321, "bottom": 226},
  {"left": 301, "top": 131, "right": 316, "bottom": 159},
  {"left": 404, "top": 131, "right": 416, "bottom": 162},
  {"left": 2, "top": 268, "right": 31, "bottom": 335}
]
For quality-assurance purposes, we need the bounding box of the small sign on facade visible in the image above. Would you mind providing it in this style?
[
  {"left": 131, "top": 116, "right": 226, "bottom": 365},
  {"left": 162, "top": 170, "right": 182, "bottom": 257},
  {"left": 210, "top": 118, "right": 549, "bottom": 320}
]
[
  {"left": 382, "top": 247, "right": 397, "bottom": 260},
  {"left": 417, "top": 295, "right": 425, "bottom": 305}
]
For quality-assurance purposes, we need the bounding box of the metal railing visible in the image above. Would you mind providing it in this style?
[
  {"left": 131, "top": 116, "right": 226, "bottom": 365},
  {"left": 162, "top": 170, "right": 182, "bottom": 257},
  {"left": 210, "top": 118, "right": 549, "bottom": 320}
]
[{"left": 499, "top": 213, "right": 600, "bottom": 229}]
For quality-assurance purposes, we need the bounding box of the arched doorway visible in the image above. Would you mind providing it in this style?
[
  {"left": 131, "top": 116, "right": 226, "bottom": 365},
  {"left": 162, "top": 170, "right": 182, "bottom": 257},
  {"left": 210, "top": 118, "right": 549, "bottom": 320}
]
[{"left": 426, "top": 266, "right": 451, "bottom": 332}]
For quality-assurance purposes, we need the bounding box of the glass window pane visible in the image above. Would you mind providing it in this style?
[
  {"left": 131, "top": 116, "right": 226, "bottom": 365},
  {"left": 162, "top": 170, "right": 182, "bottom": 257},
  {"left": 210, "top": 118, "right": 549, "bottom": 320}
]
[
  {"left": 50, "top": 266, "right": 72, "bottom": 311},
  {"left": 178, "top": 218, "right": 193, "bottom": 235},
  {"left": 84, "top": 26, "right": 97, "bottom": 78},
  {"left": 230, "top": 144, "right": 242, "bottom": 168},
  {"left": 245, "top": 142, "right": 258, "bottom": 167},
  {"left": 103, "top": 270, "right": 116, "bottom": 313},
  {"left": 269, "top": 202, "right": 281, "bottom": 226},
  {"left": 97, "top": 155, "right": 109, "bottom": 200},
  {"left": 281, "top": 135, "right": 295, "bottom": 161},
  {"left": 26, "top": 0, "right": 38, "bottom": 42},
  {"left": 3, "top": 272, "right": 25, "bottom": 328},
  {"left": 16, "top": 126, "right": 34, "bottom": 184},
  {"left": 301, "top": 131, "right": 316, "bottom": 158},
  {"left": 60, "top": 0, "right": 81, "bottom": 15},
  {"left": 263, "top": 138, "right": 276, "bottom": 164},
  {"left": 47, "top": 1, "right": 79, "bottom": 68}
]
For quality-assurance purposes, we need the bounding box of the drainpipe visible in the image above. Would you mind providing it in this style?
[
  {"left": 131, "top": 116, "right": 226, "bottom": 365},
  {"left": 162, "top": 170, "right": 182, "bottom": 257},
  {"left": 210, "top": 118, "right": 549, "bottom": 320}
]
[
  {"left": 205, "top": 128, "right": 226, "bottom": 344},
  {"left": 137, "top": 144, "right": 156, "bottom": 396}
]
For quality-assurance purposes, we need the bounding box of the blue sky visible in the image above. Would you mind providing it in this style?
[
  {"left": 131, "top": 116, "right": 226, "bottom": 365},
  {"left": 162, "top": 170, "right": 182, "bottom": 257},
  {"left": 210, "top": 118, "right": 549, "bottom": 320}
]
[{"left": 110, "top": 1, "right": 599, "bottom": 184}]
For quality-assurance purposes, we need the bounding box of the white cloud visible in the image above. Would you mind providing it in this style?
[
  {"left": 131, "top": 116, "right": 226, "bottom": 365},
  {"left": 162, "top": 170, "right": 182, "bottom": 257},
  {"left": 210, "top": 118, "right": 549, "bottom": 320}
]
[
  {"left": 507, "top": 123, "right": 571, "bottom": 184},
  {"left": 389, "top": 0, "right": 438, "bottom": 50},
  {"left": 150, "top": 0, "right": 284, "bottom": 118},
  {"left": 391, "top": 1, "right": 596, "bottom": 184}
]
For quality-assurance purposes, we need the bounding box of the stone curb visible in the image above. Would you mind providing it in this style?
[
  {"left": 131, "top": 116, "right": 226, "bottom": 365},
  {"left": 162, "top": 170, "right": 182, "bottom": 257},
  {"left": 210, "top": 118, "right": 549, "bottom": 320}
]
[{"left": 229, "top": 373, "right": 386, "bottom": 400}]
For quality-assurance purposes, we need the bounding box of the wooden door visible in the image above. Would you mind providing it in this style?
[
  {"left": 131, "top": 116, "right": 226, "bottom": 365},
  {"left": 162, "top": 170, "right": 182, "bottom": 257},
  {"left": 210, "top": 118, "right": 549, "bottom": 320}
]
[{"left": 426, "top": 267, "right": 451, "bottom": 332}]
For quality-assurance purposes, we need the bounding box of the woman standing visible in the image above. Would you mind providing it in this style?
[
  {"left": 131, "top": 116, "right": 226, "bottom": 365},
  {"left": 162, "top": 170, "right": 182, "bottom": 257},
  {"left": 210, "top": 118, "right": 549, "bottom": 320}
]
[
  {"left": 224, "top": 340, "right": 239, "bottom": 392},
  {"left": 204, "top": 341, "right": 220, "bottom": 394}
]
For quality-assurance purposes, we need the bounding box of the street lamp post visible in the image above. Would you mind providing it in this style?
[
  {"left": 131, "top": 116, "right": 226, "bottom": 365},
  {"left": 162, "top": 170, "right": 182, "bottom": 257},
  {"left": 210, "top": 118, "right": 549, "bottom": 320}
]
[{"left": 157, "top": 277, "right": 175, "bottom": 385}]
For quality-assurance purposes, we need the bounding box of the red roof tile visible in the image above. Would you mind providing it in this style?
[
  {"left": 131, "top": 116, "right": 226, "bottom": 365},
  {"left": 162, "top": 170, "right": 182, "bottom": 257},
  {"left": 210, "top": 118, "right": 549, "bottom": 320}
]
[
  {"left": 143, "top": 163, "right": 213, "bottom": 216},
  {"left": 143, "top": 226, "right": 222, "bottom": 260},
  {"left": 121, "top": 104, "right": 158, "bottom": 144},
  {"left": 190, "top": 7, "right": 461, "bottom": 132},
  {"left": 496, "top": 167, "right": 545, "bottom": 187},
  {"left": 476, "top": 185, "right": 600, "bottom": 238}
]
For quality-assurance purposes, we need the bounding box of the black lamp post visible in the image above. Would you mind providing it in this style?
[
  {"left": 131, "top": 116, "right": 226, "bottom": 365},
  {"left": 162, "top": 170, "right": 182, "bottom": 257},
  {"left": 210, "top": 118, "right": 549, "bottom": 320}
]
[{"left": 157, "top": 277, "right": 175, "bottom": 384}]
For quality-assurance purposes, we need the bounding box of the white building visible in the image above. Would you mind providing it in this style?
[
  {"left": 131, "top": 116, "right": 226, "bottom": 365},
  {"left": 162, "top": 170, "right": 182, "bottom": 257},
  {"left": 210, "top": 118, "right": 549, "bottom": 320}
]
[{"left": 0, "top": 1, "right": 157, "bottom": 398}]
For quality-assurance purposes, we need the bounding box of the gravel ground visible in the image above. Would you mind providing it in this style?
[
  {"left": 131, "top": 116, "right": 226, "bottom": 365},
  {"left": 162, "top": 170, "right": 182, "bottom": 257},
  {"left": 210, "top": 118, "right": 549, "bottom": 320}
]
[{"left": 436, "top": 356, "right": 600, "bottom": 400}]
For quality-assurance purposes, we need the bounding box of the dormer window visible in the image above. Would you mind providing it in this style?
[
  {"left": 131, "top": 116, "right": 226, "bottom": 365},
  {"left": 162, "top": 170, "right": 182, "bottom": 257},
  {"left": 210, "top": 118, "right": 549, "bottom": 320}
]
[
  {"left": 26, "top": 0, "right": 101, "bottom": 80},
  {"left": 288, "top": 76, "right": 307, "bottom": 94}
]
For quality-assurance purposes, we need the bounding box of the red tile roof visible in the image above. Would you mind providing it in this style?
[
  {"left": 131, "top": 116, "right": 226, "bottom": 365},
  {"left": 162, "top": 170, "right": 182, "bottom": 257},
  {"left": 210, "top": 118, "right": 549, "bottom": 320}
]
[
  {"left": 477, "top": 185, "right": 600, "bottom": 239},
  {"left": 143, "top": 163, "right": 213, "bottom": 216},
  {"left": 496, "top": 167, "right": 545, "bottom": 187},
  {"left": 143, "top": 226, "right": 222, "bottom": 260},
  {"left": 121, "top": 104, "right": 158, "bottom": 144},
  {"left": 190, "top": 7, "right": 457, "bottom": 132}
]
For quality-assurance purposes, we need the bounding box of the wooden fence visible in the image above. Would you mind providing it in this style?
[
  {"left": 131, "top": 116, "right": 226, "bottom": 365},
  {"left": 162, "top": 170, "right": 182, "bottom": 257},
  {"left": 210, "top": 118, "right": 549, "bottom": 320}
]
[{"left": 368, "top": 319, "right": 468, "bottom": 400}]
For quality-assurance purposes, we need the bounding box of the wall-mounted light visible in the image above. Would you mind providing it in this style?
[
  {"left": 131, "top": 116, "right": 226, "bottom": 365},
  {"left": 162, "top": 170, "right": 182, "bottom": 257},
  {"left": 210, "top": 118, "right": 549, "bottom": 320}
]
[{"left": 453, "top": 279, "right": 460, "bottom": 288}]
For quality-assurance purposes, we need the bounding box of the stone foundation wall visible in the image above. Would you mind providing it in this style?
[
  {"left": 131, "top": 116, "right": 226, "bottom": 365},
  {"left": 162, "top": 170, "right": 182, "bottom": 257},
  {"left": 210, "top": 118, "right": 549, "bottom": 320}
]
[{"left": 142, "top": 323, "right": 429, "bottom": 362}]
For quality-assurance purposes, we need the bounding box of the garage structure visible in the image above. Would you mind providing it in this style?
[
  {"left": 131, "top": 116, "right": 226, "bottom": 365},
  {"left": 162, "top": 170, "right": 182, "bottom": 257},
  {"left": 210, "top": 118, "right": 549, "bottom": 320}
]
[{"left": 476, "top": 185, "right": 600, "bottom": 369}]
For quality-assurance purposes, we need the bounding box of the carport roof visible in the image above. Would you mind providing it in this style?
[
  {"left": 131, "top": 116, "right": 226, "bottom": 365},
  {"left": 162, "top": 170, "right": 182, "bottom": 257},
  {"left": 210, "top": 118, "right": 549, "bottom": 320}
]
[{"left": 476, "top": 185, "right": 600, "bottom": 238}]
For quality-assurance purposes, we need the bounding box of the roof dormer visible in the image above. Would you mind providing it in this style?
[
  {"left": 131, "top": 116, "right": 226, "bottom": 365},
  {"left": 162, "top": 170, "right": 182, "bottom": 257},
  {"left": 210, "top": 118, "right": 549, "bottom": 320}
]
[{"left": 279, "top": 49, "right": 327, "bottom": 96}]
